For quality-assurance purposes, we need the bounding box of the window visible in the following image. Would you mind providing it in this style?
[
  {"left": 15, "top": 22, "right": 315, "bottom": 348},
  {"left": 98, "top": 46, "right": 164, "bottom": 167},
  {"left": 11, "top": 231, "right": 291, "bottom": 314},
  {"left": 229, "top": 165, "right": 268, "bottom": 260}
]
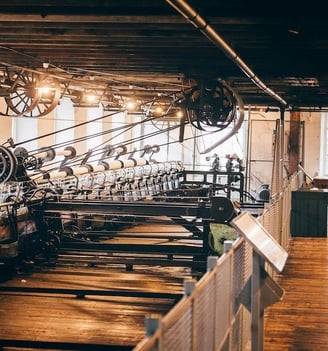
[
  {"left": 86, "top": 105, "right": 104, "bottom": 164},
  {"left": 12, "top": 116, "right": 38, "bottom": 151},
  {"left": 55, "top": 97, "right": 74, "bottom": 148},
  {"left": 320, "top": 112, "right": 328, "bottom": 176}
]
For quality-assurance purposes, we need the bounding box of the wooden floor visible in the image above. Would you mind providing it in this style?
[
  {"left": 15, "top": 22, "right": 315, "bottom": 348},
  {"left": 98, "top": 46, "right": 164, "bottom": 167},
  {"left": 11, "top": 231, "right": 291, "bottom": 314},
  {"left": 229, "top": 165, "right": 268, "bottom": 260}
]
[
  {"left": 2, "top": 232, "right": 328, "bottom": 350},
  {"left": 0, "top": 265, "right": 191, "bottom": 351},
  {"left": 264, "top": 237, "right": 328, "bottom": 351},
  {"left": 0, "top": 221, "right": 200, "bottom": 351}
]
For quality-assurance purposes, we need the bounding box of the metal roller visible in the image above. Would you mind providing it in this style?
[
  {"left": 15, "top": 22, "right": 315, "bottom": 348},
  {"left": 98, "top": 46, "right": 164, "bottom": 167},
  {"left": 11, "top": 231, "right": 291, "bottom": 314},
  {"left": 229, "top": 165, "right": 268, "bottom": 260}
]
[
  {"left": 16, "top": 146, "right": 77, "bottom": 173},
  {"left": 32, "top": 147, "right": 56, "bottom": 162},
  {"left": 38, "top": 164, "right": 93, "bottom": 180},
  {"left": 107, "top": 160, "right": 125, "bottom": 170},
  {"left": 129, "top": 158, "right": 148, "bottom": 167},
  {"left": 92, "top": 164, "right": 107, "bottom": 173},
  {"left": 34, "top": 146, "right": 76, "bottom": 161},
  {"left": 122, "top": 159, "right": 137, "bottom": 168}
]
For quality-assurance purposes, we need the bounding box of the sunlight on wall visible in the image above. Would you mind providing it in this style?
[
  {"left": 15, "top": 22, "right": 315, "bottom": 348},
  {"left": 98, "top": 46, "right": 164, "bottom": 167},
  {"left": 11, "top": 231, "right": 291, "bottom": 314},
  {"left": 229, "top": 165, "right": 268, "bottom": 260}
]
[
  {"left": 320, "top": 112, "right": 328, "bottom": 176},
  {"left": 12, "top": 116, "right": 38, "bottom": 151},
  {"left": 55, "top": 97, "right": 74, "bottom": 148}
]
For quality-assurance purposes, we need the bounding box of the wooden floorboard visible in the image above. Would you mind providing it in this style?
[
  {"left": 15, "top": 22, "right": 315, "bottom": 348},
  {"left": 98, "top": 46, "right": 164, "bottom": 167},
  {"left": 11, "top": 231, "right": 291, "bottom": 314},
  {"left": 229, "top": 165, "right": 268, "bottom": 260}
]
[
  {"left": 0, "top": 264, "right": 190, "bottom": 350},
  {"left": 0, "top": 220, "right": 199, "bottom": 351},
  {"left": 264, "top": 237, "right": 328, "bottom": 351},
  {"left": 4, "top": 225, "right": 328, "bottom": 350}
]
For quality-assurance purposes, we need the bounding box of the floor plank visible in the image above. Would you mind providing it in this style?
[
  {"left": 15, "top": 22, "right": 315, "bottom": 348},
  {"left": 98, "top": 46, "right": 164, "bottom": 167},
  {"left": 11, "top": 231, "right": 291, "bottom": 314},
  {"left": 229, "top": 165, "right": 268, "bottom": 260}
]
[
  {"left": 0, "top": 220, "right": 204, "bottom": 350},
  {"left": 264, "top": 238, "right": 328, "bottom": 351},
  {"left": 0, "top": 263, "right": 190, "bottom": 350}
]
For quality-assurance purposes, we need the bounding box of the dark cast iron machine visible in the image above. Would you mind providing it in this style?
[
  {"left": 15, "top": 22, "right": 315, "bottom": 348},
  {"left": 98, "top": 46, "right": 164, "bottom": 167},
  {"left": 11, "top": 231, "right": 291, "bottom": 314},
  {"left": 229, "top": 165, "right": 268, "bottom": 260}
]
[{"left": 0, "top": 77, "right": 263, "bottom": 277}]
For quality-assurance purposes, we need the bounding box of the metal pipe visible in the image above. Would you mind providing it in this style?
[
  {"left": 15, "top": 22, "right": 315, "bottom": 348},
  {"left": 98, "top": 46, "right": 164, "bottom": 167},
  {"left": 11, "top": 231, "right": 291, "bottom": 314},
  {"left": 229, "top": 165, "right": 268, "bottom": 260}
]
[{"left": 166, "top": 0, "right": 288, "bottom": 107}]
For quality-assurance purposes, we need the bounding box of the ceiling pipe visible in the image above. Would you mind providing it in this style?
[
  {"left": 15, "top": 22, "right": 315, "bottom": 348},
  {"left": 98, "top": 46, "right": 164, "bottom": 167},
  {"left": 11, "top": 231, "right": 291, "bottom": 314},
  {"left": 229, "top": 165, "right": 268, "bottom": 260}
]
[{"left": 166, "top": 0, "right": 289, "bottom": 107}]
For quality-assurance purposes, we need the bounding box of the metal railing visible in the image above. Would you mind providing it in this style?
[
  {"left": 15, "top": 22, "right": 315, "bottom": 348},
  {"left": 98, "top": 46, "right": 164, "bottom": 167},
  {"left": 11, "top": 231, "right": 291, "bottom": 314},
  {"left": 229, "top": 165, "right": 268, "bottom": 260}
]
[{"left": 133, "top": 170, "right": 304, "bottom": 351}]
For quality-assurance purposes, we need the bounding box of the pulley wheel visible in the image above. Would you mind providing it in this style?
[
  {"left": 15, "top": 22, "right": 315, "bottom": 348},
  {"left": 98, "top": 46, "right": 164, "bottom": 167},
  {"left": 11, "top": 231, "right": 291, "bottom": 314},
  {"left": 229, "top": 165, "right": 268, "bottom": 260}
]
[
  {"left": 0, "top": 146, "right": 17, "bottom": 183},
  {"left": 24, "top": 155, "right": 42, "bottom": 171},
  {"left": 5, "top": 70, "right": 39, "bottom": 116},
  {"left": 4, "top": 70, "right": 61, "bottom": 117},
  {"left": 24, "top": 75, "right": 61, "bottom": 117},
  {"left": 210, "top": 196, "right": 235, "bottom": 223}
]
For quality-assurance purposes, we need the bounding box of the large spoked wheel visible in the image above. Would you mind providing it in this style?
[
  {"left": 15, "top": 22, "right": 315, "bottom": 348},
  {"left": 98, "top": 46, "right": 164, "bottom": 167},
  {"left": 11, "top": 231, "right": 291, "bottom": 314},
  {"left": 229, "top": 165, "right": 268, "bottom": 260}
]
[
  {"left": 0, "top": 146, "right": 17, "bottom": 183},
  {"left": 24, "top": 75, "right": 61, "bottom": 117},
  {"left": 182, "top": 78, "right": 242, "bottom": 133},
  {"left": 5, "top": 70, "right": 40, "bottom": 116},
  {"left": 4, "top": 70, "right": 61, "bottom": 117}
]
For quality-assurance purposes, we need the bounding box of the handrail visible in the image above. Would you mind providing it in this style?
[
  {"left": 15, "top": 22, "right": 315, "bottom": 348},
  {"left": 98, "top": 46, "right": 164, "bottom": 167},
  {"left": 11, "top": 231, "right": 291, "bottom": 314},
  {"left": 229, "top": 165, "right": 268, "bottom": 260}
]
[{"left": 132, "top": 170, "right": 304, "bottom": 351}]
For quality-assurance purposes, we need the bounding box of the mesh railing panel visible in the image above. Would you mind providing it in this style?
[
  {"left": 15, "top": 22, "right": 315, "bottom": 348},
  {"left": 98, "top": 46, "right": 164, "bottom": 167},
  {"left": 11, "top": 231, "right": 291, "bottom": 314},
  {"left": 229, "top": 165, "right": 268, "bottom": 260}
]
[
  {"left": 260, "top": 198, "right": 281, "bottom": 243},
  {"left": 240, "top": 244, "right": 252, "bottom": 350},
  {"left": 161, "top": 302, "right": 193, "bottom": 351},
  {"left": 232, "top": 239, "right": 252, "bottom": 315},
  {"left": 194, "top": 277, "right": 216, "bottom": 351},
  {"left": 229, "top": 307, "right": 252, "bottom": 351},
  {"left": 133, "top": 170, "right": 305, "bottom": 351},
  {"left": 215, "top": 254, "right": 233, "bottom": 349},
  {"left": 281, "top": 181, "right": 292, "bottom": 249},
  {"left": 230, "top": 307, "right": 245, "bottom": 351}
]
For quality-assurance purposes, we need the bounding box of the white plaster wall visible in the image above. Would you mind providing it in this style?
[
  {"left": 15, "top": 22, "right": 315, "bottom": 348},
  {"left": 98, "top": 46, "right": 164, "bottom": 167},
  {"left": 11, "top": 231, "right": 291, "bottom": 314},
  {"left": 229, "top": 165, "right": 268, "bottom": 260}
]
[
  {"left": 301, "top": 111, "right": 321, "bottom": 178},
  {"left": 246, "top": 109, "right": 321, "bottom": 194},
  {"left": 0, "top": 98, "right": 12, "bottom": 144},
  {"left": 38, "top": 110, "right": 56, "bottom": 148},
  {"left": 73, "top": 107, "right": 88, "bottom": 155},
  {"left": 247, "top": 111, "right": 278, "bottom": 194}
]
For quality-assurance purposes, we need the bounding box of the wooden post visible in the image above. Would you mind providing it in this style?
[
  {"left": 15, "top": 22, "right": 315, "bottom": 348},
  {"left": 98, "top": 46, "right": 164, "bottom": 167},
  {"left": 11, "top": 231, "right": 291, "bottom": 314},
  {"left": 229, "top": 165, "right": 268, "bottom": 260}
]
[
  {"left": 251, "top": 251, "right": 265, "bottom": 351},
  {"left": 288, "top": 110, "right": 301, "bottom": 175}
]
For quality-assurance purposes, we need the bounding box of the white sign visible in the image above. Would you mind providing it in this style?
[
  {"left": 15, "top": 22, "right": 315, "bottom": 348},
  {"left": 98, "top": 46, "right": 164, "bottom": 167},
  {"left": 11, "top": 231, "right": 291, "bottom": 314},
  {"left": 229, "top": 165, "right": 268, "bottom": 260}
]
[{"left": 231, "top": 211, "right": 288, "bottom": 273}]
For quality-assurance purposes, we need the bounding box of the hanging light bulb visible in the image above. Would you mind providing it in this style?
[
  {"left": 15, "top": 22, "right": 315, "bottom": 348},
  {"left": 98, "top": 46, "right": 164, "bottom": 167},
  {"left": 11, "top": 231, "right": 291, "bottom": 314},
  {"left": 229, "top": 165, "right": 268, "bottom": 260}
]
[
  {"left": 154, "top": 105, "right": 163, "bottom": 116},
  {"left": 126, "top": 100, "right": 136, "bottom": 111},
  {"left": 86, "top": 94, "right": 97, "bottom": 103}
]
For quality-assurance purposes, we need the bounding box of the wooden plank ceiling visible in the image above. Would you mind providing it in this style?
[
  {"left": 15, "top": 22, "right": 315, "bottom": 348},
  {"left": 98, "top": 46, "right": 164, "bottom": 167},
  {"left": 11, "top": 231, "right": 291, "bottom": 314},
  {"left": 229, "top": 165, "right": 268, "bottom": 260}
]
[{"left": 0, "top": 0, "right": 327, "bottom": 111}]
